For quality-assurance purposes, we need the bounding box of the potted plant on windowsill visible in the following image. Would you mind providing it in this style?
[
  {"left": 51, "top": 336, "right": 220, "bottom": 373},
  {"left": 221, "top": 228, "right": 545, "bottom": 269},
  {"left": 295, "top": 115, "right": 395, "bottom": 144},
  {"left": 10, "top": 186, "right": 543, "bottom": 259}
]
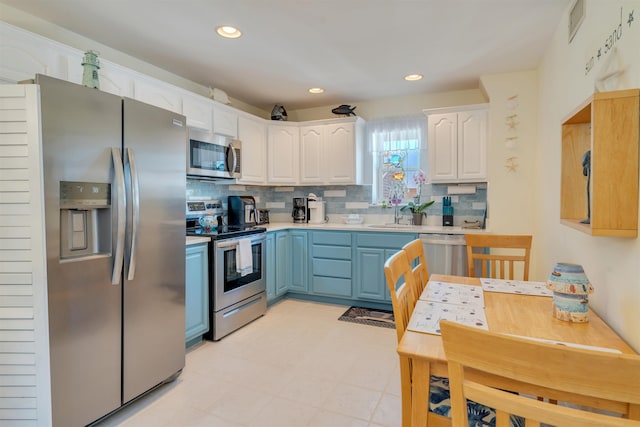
[{"left": 400, "top": 200, "right": 434, "bottom": 225}]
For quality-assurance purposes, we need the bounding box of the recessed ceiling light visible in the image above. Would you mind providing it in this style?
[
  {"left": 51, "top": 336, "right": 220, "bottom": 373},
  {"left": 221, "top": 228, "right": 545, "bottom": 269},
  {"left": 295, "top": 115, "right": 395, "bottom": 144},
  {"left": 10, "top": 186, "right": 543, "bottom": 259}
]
[
  {"left": 216, "top": 26, "right": 242, "bottom": 39},
  {"left": 308, "top": 87, "right": 324, "bottom": 94},
  {"left": 404, "top": 74, "right": 423, "bottom": 81}
]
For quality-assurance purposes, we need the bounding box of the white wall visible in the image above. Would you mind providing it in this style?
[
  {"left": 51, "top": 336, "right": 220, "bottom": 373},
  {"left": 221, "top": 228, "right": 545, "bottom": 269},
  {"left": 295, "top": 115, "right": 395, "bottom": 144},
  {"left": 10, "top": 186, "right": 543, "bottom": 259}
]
[
  {"left": 289, "top": 88, "right": 487, "bottom": 121},
  {"left": 0, "top": 3, "right": 269, "bottom": 119},
  {"left": 536, "top": 0, "right": 640, "bottom": 351},
  {"left": 478, "top": 70, "right": 540, "bottom": 272}
]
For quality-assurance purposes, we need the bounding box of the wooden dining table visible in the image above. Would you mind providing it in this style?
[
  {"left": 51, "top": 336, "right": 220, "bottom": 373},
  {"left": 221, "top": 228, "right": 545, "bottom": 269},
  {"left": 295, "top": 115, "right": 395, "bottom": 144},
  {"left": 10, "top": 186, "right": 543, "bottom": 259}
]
[{"left": 396, "top": 274, "right": 637, "bottom": 427}]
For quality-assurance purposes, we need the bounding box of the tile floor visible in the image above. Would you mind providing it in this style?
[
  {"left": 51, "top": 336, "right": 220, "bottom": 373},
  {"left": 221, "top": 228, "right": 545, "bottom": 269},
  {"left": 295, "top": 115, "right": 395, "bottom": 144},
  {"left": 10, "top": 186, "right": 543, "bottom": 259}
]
[{"left": 96, "top": 298, "right": 402, "bottom": 427}]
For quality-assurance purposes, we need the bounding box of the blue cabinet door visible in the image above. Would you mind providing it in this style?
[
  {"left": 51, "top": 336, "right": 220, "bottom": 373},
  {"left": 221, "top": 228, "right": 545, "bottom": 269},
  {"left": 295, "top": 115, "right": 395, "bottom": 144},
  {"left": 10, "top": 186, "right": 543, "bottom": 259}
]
[
  {"left": 290, "top": 230, "right": 308, "bottom": 293},
  {"left": 275, "top": 231, "right": 290, "bottom": 295},
  {"left": 353, "top": 232, "right": 418, "bottom": 302},
  {"left": 355, "top": 247, "right": 387, "bottom": 300},
  {"left": 266, "top": 232, "right": 276, "bottom": 301},
  {"left": 185, "top": 243, "right": 209, "bottom": 345}
]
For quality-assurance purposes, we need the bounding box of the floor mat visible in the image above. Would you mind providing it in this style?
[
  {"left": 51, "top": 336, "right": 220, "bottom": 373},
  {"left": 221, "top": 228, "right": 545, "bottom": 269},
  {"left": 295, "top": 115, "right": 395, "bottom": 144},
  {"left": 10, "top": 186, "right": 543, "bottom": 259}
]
[{"left": 338, "top": 306, "right": 395, "bottom": 329}]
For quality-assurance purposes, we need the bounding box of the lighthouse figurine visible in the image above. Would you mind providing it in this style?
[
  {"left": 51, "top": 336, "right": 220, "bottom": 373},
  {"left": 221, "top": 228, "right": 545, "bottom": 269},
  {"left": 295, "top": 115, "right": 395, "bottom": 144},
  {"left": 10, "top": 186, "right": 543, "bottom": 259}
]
[{"left": 81, "top": 50, "right": 100, "bottom": 89}]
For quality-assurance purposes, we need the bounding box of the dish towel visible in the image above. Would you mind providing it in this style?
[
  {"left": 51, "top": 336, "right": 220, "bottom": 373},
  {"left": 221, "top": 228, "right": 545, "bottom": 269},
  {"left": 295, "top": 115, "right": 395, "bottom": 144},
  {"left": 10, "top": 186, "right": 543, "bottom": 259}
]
[{"left": 236, "top": 238, "right": 253, "bottom": 277}]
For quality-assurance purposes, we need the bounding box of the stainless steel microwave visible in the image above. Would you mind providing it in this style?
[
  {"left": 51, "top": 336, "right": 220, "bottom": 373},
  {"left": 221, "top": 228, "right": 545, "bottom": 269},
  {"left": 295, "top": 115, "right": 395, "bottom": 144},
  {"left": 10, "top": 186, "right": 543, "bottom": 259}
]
[{"left": 187, "top": 130, "right": 241, "bottom": 179}]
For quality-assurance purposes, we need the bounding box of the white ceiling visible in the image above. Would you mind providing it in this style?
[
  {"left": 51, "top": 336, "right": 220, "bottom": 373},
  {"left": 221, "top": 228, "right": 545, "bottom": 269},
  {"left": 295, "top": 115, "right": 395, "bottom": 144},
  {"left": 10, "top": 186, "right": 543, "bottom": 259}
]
[{"left": 1, "top": 0, "right": 570, "bottom": 111}]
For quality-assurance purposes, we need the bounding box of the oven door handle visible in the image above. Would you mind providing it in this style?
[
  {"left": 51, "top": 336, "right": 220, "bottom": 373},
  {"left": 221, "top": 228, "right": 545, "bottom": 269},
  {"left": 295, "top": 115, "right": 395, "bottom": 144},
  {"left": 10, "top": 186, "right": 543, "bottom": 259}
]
[
  {"left": 216, "top": 240, "right": 239, "bottom": 249},
  {"left": 215, "top": 235, "right": 265, "bottom": 249}
]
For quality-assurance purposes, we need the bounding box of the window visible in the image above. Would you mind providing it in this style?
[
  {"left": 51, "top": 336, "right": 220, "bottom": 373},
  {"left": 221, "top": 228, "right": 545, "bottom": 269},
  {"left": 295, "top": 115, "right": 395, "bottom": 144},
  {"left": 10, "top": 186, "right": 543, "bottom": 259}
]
[{"left": 368, "top": 115, "right": 427, "bottom": 205}]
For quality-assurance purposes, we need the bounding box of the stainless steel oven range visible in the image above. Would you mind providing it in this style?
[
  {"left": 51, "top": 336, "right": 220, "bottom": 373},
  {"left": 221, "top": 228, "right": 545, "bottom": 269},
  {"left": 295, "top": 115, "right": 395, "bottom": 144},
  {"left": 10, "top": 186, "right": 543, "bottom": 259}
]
[{"left": 186, "top": 200, "right": 267, "bottom": 340}]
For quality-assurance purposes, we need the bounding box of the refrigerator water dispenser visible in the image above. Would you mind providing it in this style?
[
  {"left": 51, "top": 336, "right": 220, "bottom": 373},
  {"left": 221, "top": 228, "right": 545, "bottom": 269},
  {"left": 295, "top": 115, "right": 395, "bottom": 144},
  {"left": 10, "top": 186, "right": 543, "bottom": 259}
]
[{"left": 59, "top": 181, "right": 111, "bottom": 260}]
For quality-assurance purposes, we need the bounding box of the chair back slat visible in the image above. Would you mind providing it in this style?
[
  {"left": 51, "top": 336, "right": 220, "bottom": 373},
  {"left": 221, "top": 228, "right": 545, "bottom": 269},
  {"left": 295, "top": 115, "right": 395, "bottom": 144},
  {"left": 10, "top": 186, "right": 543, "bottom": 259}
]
[
  {"left": 402, "top": 239, "right": 429, "bottom": 299},
  {"left": 383, "top": 250, "right": 417, "bottom": 342},
  {"left": 466, "top": 234, "right": 532, "bottom": 280}
]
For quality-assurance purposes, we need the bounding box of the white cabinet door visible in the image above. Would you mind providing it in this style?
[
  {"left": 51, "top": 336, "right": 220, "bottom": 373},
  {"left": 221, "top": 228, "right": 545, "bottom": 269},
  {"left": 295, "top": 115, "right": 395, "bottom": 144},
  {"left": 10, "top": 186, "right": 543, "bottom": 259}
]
[
  {"left": 133, "top": 78, "right": 182, "bottom": 113},
  {"left": 325, "top": 122, "right": 356, "bottom": 184},
  {"left": 427, "top": 113, "right": 458, "bottom": 182},
  {"left": 457, "top": 109, "right": 487, "bottom": 181},
  {"left": 299, "top": 125, "right": 324, "bottom": 184},
  {"left": 183, "top": 94, "right": 213, "bottom": 132},
  {"left": 426, "top": 107, "right": 487, "bottom": 183},
  {"left": 267, "top": 124, "right": 299, "bottom": 185},
  {"left": 213, "top": 104, "right": 238, "bottom": 137},
  {"left": 238, "top": 115, "right": 267, "bottom": 184}
]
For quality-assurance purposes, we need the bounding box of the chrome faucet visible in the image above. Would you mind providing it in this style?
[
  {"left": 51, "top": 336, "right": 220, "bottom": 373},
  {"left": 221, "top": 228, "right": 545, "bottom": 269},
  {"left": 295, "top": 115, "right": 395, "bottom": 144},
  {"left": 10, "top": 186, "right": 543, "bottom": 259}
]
[{"left": 394, "top": 203, "right": 401, "bottom": 224}]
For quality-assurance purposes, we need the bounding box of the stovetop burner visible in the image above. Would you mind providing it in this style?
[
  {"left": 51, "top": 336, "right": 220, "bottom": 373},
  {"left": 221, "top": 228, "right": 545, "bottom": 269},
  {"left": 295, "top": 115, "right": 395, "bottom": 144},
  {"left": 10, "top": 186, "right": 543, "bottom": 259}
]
[{"left": 187, "top": 224, "right": 266, "bottom": 240}]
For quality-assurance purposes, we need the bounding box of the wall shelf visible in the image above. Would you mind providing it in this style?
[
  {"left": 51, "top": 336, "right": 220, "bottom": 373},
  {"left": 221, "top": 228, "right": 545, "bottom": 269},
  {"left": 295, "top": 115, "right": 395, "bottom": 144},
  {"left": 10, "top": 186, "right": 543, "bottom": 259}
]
[{"left": 560, "top": 89, "right": 639, "bottom": 237}]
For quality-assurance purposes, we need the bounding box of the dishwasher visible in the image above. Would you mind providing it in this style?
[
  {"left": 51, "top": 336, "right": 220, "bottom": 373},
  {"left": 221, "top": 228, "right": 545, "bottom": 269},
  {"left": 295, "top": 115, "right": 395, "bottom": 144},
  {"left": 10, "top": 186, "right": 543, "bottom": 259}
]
[{"left": 420, "top": 234, "right": 469, "bottom": 276}]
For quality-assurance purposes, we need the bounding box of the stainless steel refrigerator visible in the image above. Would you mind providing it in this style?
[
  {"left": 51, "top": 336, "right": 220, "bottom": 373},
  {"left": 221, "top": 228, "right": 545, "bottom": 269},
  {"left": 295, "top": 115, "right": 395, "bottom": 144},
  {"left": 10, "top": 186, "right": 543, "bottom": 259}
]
[{"left": 37, "top": 74, "right": 186, "bottom": 427}]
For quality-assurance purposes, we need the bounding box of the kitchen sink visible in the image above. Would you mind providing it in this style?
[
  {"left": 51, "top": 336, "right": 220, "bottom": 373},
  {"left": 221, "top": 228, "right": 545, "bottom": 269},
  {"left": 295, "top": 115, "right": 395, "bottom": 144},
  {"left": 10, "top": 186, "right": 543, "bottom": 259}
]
[{"left": 367, "top": 223, "right": 417, "bottom": 229}]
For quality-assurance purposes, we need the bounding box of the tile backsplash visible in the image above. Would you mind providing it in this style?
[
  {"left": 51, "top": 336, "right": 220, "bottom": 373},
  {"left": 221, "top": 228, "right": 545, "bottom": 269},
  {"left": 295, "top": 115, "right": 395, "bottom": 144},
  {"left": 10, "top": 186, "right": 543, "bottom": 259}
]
[{"left": 187, "top": 179, "right": 487, "bottom": 225}]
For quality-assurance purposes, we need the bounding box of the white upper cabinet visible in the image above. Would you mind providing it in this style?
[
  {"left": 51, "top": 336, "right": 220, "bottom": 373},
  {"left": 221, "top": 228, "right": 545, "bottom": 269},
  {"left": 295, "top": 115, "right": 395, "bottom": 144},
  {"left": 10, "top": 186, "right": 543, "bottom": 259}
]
[
  {"left": 299, "top": 118, "right": 364, "bottom": 185},
  {"left": 133, "top": 77, "right": 182, "bottom": 114},
  {"left": 182, "top": 93, "right": 213, "bottom": 132},
  {"left": 238, "top": 114, "right": 267, "bottom": 184},
  {"left": 267, "top": 123, "right": 299, "bottom": 185},
  {"left": 213, "top": 103, "right": 238, "bottom": 138},
  {"left": 457, "top": 109, "right": 487, "bottom": 181},
  {"left": 299, "top": 125, "right": 324, "bottom": 184},
  {"left": 325, "top": 120, "right": 362, "bottom": 184},
  {"left": 426, "top": 105, "right": 487, "bottom": 183}
]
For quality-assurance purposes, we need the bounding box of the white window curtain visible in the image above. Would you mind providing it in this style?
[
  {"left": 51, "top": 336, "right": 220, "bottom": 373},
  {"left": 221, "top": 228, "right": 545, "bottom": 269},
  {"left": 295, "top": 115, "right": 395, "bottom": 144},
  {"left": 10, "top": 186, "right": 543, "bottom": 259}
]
[{"left": 366, "top": 115, "right": 427, "bottom": 204}]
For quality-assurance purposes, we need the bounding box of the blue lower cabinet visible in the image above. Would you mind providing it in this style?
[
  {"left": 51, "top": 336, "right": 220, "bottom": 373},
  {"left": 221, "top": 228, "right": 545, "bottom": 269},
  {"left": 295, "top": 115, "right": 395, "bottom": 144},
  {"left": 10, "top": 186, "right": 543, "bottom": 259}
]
[
  {"left": 275, "top": 231, "right": 291, "bottom": 296},
  {"left": 354, "top": 232, "right": 418, "bottom": 302},
  {"left": 266, "top": 232, "right": 276, "bottom": 301},
  {"left": 289, "top": 230, "right": 308, "bottom": 293},
  {"left": 185, "top": 243, "right": 209, "bottom": 347},
  {"left": 309, "top": 231, "right": 352, "bottom": 298},
  {"left": 355, "top": 248, "right": 387, "bottom": 300},
  {"left": 265, "top": 229, "right": 416, "bottom": 307}
]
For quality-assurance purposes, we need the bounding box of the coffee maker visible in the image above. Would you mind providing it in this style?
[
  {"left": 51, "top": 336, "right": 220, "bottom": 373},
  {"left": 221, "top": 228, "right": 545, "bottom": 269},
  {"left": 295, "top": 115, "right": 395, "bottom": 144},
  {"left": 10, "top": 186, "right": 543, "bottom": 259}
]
[
  {"left": 228, "top": 195, "right": 256, "bottom": 226},
  {"left": 292, "top": 197, "right": 307, "bottom": 223}
]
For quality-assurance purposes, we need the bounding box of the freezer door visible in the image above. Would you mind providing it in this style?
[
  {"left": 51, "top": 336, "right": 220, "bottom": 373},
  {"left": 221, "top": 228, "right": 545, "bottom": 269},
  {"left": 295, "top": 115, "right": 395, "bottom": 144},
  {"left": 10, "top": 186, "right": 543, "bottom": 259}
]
[
  {"left": 37, "top": 74, "right": 123, "bottom": 426},
  {"left": 122, "top": 98, "right": 186, "bottom": 402}
]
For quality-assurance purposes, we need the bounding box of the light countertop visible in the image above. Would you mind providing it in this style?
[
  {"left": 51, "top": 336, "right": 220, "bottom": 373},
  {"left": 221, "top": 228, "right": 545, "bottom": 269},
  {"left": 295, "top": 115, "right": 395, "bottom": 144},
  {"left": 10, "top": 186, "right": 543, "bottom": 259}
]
[
  {"left": 186, "top": 236, "right": 211, "bottom": 246},
  {"left": 262, "top": 222, "right": 489, "bottom": 234}
]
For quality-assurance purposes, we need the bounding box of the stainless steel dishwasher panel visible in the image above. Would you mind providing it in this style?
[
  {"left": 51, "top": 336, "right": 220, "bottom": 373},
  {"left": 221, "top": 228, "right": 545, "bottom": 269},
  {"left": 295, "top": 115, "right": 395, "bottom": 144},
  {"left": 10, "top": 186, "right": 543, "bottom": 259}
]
[{"left": 420, "top": 234, "right": 468, "bottom": 276}]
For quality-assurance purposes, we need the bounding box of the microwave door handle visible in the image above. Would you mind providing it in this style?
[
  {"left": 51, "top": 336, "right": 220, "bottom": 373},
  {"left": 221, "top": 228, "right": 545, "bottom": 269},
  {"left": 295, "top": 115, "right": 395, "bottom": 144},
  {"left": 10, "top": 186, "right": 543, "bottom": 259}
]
[
  {"left": 126, "top": 147, "right": 140, "bottom": 280},
  {"left": 111, "top": 148, "right": 125, "bottom": 285},
  {"left": 227, "top": 145, "right": 238, "bottom": 175}
]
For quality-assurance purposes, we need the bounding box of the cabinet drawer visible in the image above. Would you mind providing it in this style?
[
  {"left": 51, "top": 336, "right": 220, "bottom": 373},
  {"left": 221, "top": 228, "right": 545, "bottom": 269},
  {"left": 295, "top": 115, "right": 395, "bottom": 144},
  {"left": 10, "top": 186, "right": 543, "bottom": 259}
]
[
  {"left": 312, "top": 231, "right": 352, "bottom": 246},
  {"left": 356, "top": 232, "right": 417, "bottom": 248},
  {"left": 312, "top": 276, "right": 352, "bottom": 297},
  {"left": 312, "top": 244, "right": 351, "bottom": 260},
  {"left": 313, "top": 258, "right": 351, "bottom": 278}
]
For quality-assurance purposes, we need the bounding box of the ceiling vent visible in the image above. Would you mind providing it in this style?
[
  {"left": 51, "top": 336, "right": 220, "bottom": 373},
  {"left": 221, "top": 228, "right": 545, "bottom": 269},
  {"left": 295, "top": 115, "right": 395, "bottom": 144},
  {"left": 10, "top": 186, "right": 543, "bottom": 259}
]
[{"left": 569, "top": 0, "right": 585, "bottom": 43}]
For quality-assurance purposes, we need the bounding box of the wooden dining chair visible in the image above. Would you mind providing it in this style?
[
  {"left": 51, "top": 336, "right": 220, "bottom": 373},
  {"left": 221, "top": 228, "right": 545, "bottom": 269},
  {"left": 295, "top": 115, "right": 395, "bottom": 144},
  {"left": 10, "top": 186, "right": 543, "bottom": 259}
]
[
  {"left": 465, "top": 234, "right": 532, "bottom": 280},
  {"left": 441, "top": 320, "right": 640, "bottom": 427},
  {"left": 384, "top": 250, "right": 418, "bottom": 427},
  {"left": 402, "top": 238, "right": 429, "bottom": 298}
]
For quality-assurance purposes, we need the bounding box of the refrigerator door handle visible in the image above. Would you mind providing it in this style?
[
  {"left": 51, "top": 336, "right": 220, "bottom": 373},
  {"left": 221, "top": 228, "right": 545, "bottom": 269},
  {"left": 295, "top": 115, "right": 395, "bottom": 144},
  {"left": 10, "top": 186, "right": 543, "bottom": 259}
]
[
  {"left": 126, "top": 147, "right": 140, "bottom": 280},
  {"left": 111, "top": 148, "right": 126, "bottom": 285}
]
